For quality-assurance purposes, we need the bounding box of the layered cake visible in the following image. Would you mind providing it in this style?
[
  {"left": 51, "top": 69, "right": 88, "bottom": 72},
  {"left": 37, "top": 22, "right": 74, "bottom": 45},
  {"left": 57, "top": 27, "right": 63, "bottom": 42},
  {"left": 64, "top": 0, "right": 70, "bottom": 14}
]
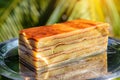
[{"left": 19, "top": 19, "right": 109, "bottom": 80}]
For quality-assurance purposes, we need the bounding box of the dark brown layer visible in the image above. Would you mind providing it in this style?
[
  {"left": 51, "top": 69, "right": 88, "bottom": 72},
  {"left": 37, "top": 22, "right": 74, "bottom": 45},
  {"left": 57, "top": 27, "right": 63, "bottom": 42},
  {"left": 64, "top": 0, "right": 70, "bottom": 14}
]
[{"left": 20, "top": 57, "right": 35, "bottom": 72}]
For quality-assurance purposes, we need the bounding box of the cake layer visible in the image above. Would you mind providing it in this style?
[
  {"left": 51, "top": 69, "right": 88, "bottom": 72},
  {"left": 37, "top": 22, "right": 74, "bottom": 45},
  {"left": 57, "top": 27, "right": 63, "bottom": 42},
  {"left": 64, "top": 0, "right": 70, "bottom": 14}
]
[
  {"left": 20, "top": 52, "right": 107, "bottom": 80},
  {"left": 19, "top": 28, "right": 108, "bottom": 51},
  {"left": 19, "top": 27, "right": 101, "bottom": 50},
  {"left": 19, "top": 35, "right": 108, "bottom": 59},
  {"left": 19, "top": 19, "right": 109, "bottom": 49},
  {"left": 19, "top": 39, "right": 107, "bottom": 69}
]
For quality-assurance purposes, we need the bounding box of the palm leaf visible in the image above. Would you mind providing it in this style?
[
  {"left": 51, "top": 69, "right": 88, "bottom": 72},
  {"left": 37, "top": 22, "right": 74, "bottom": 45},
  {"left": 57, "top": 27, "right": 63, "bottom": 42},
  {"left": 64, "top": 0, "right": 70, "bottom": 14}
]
[
  {"left": 68, "top": 0, "right": 90, "bottom": 20},
  {"left": 0, "top": 0, "right": 120, "bottom": 42},
  {"left": 0, "top": 0, "right": 50, "bottom": 42},
  {"left": 46, "top": 0, "right": 72, "bottom": 25},
  {"left": 104, "top": 0, "right": 120, "bottom": 38}
]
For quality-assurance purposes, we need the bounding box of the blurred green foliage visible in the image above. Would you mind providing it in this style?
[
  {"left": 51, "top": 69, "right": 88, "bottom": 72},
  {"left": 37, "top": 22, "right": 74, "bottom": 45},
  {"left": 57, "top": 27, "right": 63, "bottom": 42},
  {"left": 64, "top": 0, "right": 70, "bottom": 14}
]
[
  {"left": 113, "top": 77, "right": 120, "bottom": 80},
  {"left": 0, "top": 0, "right": 120, "bottom": 42}
]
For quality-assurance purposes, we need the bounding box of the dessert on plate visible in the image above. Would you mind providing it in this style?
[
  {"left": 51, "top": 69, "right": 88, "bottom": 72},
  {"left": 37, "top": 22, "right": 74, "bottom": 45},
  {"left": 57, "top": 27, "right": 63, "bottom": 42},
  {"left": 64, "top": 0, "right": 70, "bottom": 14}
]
[{"left": 19, "top": 19, "right": 109, "bottom": 80}]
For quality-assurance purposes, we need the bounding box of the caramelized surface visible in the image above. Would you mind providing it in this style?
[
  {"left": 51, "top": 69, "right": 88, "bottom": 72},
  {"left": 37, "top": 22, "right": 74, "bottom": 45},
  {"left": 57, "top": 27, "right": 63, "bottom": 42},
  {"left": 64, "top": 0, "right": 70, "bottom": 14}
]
[{"left": 20, "top": 19, "right": 109, "bottom": 41}]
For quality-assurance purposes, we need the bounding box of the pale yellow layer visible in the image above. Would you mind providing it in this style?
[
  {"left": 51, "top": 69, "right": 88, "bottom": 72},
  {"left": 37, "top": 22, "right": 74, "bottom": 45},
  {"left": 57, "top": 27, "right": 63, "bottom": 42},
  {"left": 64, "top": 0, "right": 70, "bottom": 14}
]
[
  {"left": 19, "top": 36, "right": 108, "bottom": 58},
  {"left": 19, "top": 40, "right": 107, "bottom": 68}
]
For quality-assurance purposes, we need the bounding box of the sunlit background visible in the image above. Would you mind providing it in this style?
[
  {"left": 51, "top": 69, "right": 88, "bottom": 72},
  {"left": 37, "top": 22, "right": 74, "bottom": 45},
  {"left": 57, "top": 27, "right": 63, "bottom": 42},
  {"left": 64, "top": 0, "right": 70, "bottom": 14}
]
[{"left": 0, "top": 0, "right": 120, "bottom": 42}]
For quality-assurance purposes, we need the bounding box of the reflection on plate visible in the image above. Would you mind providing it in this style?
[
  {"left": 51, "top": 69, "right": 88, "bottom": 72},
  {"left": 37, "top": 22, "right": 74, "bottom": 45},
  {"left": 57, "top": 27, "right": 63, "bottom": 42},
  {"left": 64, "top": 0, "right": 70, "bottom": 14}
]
[{"left": 0, "top": 38, "right": 120, "bottom": 80}]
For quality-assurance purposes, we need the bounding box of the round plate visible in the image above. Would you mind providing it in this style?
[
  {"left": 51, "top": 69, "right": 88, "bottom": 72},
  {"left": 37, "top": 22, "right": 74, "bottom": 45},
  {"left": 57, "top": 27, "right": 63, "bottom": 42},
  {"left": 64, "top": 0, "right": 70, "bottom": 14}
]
[{"left": 0, "top": 38, "right": 120, "bottom": 80}]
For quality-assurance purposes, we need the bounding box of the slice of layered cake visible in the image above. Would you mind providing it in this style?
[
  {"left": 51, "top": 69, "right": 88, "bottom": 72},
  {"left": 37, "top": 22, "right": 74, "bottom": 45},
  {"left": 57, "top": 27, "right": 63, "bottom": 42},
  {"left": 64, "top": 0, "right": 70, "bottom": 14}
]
[{"left": 19, "top": 19, "right": 109, "bottom": 80}]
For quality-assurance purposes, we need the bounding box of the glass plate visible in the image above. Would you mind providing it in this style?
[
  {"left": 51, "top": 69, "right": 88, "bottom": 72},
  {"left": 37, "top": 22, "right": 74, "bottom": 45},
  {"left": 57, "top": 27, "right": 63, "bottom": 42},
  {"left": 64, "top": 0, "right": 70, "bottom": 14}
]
[{"left": 0, "top": 38, "right": 120, "bottom": 80}]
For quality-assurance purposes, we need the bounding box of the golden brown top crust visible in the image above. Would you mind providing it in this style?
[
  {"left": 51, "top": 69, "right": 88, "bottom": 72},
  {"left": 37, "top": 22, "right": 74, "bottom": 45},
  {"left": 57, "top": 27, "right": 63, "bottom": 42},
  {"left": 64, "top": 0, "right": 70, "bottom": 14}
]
[{"left": 20, "top": 19, "right": 109, "bottom": 41}]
